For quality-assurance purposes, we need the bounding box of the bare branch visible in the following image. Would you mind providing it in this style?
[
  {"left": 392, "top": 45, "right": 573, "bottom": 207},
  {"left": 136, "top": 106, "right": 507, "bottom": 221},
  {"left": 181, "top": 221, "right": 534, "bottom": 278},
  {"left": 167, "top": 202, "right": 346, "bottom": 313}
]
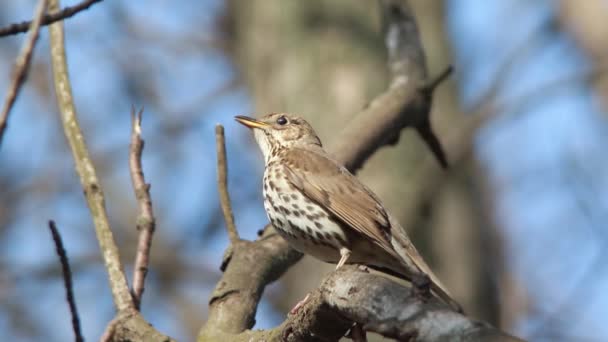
[
  {"left": 129, "top": 106, "right": 157, "bottom": 310},
  {"left": 201, "top": 231, "right": 302, "bottom": 337},
  {"left": 99, "top": 317, "right": 119, "bottom": 342},
  {"left": 381, "top": 0, "right": 427, "bottom": 84},
  {"left": 348, "top": 0, "right": 448, "bottom": 169},
  {"left": 423, "top": 65, "right": 454, "bottom": 93},
  {"left": 48, "top": 2, "right": 175, "bottom": 339},
  {"left": 0, "top": 0, "right": 103, "bottom": 38},
  {"left": 288, "top": 267, "right": 524, "bottom": 342},
  {"left": 215, "top": 124, "right": 239, "bottom": 243},
  {"left": 48, "top": 220, "right": 84, "bottom": 342},
  {"left": 48, "top": 0, "right": 133, "bottom": 312},
  {"left": 0, "top": 0, "right": 48, "bottom": 147},
  {"left": 203, "top": 267, "right": 523, "bottom": 342}
]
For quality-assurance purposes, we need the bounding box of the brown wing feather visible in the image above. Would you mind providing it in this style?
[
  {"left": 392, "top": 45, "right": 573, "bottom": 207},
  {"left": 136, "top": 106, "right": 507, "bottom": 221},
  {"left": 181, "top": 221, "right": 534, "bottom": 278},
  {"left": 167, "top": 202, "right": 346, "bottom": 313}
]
[
  {"left": 284, "top": 148, "right": 462, "bottom": 312},
  {"left": 283, "top": 148, "right": 396, "bottom": 255}
]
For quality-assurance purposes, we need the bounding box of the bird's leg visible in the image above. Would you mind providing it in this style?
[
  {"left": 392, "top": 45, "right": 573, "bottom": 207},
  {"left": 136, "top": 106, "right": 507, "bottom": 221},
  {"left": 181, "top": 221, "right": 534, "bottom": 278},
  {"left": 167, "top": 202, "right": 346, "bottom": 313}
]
[
  {"left": 289, "top": 293, "right": 311, "bottom": 315},
  {"left": 291, "top": 248, "right": 351, "bottom": 315},
  {"left": 337, "top": 247, "right": 351, "bottom": 269}
]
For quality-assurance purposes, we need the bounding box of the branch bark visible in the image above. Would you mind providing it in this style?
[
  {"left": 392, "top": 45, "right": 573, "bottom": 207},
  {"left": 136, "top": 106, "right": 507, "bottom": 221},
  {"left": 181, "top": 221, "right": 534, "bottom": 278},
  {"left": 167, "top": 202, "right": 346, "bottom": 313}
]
[
  {"left": 129, "top": 107, "right": 157, "bottom": 310},
  {"left": 0, "top": 0, "right": 103, "bottom": 37},
  {"left": 48, "top": 1, "right": 173, "bottom": 340},
  {"left": 49, "top": 0, "right": 132, "bottom": 313},
  {"left": 0, "top": 0, "right": 48, "bottom": 146},
  {"left": 278, "top": 266, "right": 522, "bottom": 342},
  {"left": 48, "top": 220, "right": 84, "bottom": 342},
  {"left": 215, "top": 125, "right": 239, "bottom": 243}
]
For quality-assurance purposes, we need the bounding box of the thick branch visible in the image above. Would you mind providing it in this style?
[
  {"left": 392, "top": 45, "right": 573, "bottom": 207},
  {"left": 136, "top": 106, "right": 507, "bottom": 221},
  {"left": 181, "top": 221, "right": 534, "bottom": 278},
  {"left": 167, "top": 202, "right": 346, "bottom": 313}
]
[
  {"left": 0, "top": 0, "right": 48, "bottom": 146},
  {"left": 203, "top": 267, "right": 523, "bottom": 342},
  {"left": 49, "top": 0, "right": 132, "bottom": 312},
  {"left": 332, "top": 0, "right": 431, "bottom": 172},
  {"left": 283, "top": 267, "right": 523, "bottom": 342},
  {"left": 129, "top": 107, "right": 157, "bottom": 310},
  {"left": 0, "top": 0, "right": 103, "bottom": 37},
  {"left": 201, "top": 231, "right": 303, "bottom": 338},
  {"left": 335, "top": 0, "right": 449, "bottom": 172}
]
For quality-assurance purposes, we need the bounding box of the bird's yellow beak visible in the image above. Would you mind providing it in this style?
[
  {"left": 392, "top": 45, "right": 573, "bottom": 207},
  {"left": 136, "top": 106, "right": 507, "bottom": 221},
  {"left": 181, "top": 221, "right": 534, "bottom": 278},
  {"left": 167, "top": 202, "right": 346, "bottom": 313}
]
[{"left": 234, "top": 115, "right": 269, "bottom": 129}]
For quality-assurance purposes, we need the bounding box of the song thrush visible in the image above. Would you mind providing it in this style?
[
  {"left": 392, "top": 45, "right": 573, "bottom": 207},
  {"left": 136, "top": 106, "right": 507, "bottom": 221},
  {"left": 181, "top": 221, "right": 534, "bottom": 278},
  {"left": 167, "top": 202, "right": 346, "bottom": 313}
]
[{"left": 235, "top": 113, "right": 460, "bottom": 311}]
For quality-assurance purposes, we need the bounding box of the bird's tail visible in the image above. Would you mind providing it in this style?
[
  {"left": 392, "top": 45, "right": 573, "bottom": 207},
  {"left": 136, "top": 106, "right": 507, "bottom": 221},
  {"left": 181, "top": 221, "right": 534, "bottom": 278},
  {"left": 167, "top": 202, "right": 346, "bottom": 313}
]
[{"left": 389, "top": 227, "right": 463, "bottom": 313}]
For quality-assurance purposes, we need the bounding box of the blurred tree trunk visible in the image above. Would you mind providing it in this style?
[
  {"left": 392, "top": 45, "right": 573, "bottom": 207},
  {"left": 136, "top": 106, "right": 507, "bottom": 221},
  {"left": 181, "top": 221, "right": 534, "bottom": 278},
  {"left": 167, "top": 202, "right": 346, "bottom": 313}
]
[
  {"left": 558, "top": 0, "right": 608, "bottom": 113},
  {"left": 223, "top": 0, "right": 501, "bottom": 327}
]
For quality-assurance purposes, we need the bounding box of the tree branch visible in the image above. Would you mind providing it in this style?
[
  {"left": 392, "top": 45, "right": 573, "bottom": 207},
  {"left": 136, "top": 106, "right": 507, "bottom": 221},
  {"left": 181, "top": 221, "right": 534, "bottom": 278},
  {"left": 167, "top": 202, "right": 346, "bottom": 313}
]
[
  {"left": 0, "top": 0, "right": 48, "bottom": 146},
  {"left": 49, "top": 0, "right": 132, "bottom": 312},
  {"left": 201, "top": 231, "right": 303, "bottom": 338},
  {"left": 336, "top": 0, "right": 448, "bottom": 170},
  {"left": 48, "top": 220, "right": 84, "bottom": 342},
  {"left": 280, "top": 266, "right": 523, "bottom": 342},
  {"left": 423, "top": 65, "right": 454, "bottom": 93},
  {"left": 0, "top": 0, "right": 103, "bottom": 38},
  {"left": 199, "top": 1, "right": 518, "bottom": 341},
  {"left": 49, "top": 1, "right": 173, "bottom": 340},
  {"left": 129, "top": 106, "right": 157, "bottom": 310},
  {"left": 215, "top": 124, "right": 239, "bottom": 243}
]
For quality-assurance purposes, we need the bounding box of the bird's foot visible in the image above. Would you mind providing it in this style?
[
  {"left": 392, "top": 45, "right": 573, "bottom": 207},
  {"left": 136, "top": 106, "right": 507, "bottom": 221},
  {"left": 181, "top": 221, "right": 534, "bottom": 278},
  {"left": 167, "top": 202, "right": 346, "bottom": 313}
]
[
  {"left": 347, "top": 323, "right": 367, "bottom": 342},
  {"left": 289, "top": 293, "right": 311, "bottom": 315}
]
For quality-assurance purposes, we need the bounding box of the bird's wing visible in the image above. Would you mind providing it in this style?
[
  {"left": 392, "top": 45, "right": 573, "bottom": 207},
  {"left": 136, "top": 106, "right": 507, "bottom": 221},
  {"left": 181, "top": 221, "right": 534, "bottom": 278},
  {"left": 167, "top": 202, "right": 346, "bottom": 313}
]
[
  {"left": 283, "top": 148, "right": 397, "bottom": 255},
  {"left": 283, "top": 149, "right": 462, "bottom": 311}
]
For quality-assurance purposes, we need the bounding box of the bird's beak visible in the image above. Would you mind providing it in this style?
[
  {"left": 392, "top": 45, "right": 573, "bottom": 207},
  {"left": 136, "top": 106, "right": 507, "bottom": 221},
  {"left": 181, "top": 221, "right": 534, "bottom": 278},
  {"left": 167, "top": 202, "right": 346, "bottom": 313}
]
[{"left": 234, "top": 115, "right": 269, "bottom": 130}]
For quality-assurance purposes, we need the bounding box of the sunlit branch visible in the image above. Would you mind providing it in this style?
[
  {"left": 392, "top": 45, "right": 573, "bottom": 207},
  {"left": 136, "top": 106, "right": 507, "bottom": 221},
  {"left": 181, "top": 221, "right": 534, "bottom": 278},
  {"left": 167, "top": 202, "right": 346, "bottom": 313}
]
[
  {"left": 129, "top": 106, "right": 157, "bottom": 310},
  {"left": 0, "top": 0, "right": 48, "bottom": 147},
  {"left": 215, "top": 124, "right": 240, "bottom": 243}
]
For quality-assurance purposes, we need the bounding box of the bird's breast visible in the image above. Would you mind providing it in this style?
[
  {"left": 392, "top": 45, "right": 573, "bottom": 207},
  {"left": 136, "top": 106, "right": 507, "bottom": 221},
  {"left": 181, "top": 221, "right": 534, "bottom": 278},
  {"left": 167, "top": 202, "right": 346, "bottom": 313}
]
[{"left": 262, "top": 162, "right": 348, "bottom": 262}]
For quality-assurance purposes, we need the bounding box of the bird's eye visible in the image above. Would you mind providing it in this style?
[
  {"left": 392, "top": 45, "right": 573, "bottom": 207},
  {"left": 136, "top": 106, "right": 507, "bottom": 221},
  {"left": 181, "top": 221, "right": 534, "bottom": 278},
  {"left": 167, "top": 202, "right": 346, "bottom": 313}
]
[{"left": 276, "top": 116, "right": 288, "bottom": 125}]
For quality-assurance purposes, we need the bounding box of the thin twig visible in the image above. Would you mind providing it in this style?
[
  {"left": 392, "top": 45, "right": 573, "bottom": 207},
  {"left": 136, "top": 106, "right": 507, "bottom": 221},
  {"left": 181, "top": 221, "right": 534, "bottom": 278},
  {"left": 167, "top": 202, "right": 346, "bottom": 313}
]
[
  {"left": 129, "top": 106, "right": 156, "bottom": 310},
  {"left": 423, "top": 65, "right": 454, "bottom": 93},
  {"left": 0, "top": 0, "right": 103, "bottom": 38},
  {"left": 215, "top": 124, "right": 239, "bottom": 243},
  {"left": 48, "top": 220, "right": 84, "bottom": 342},
  {"left": 0, "top": 0, "right": 48, "bottom": 147},
  {"left": 48, "top": 0, "right": 133, "bottom": 311}
]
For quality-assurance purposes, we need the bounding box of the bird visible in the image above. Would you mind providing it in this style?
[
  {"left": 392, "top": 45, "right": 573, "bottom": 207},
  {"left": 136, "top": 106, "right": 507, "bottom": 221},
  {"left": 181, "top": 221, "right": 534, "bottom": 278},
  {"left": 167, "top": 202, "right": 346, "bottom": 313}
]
[{"left": 235, "top": 112, "right": 460, "bottom": 312}]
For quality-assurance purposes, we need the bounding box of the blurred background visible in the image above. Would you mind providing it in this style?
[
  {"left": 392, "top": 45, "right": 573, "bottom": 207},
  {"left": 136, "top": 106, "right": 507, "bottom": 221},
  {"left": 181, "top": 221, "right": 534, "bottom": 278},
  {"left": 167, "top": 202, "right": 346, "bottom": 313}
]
[{"left": 1, "top": 0, "right": 607, "bottom": 341}]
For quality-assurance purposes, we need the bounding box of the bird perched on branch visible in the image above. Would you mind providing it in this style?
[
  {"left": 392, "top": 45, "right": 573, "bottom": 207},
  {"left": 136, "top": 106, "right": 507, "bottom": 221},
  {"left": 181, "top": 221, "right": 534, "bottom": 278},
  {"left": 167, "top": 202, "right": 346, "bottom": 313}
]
[{"left": 236, "top": 113, "right": 460, "bottom": 312}]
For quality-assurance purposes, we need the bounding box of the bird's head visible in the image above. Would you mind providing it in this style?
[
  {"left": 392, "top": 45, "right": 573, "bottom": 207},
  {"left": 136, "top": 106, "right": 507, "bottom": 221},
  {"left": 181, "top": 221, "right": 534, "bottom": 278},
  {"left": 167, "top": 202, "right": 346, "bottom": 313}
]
[{"left": 235, "top": 113, "right": 322, "bottom": 161}]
